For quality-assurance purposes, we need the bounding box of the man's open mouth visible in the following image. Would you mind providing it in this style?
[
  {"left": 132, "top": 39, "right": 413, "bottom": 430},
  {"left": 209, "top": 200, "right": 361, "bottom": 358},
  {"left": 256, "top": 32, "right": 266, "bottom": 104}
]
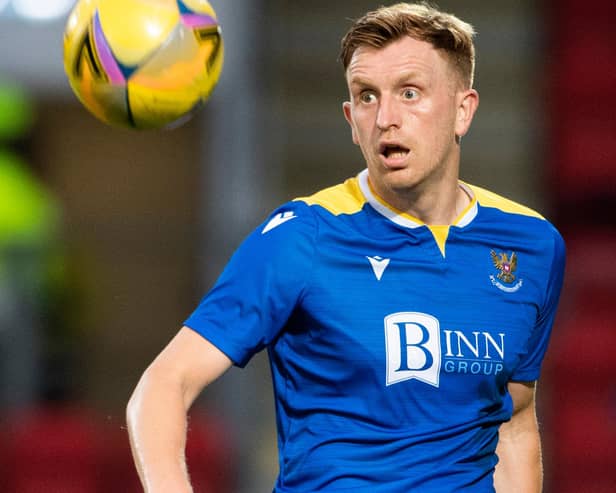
[{"left": 379, "top": 143, "right": 410, "bottom": 159}]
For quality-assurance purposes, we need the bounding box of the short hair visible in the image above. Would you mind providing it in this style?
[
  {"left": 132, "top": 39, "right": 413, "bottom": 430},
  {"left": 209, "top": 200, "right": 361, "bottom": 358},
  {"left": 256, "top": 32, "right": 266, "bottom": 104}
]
[{"left": 340, "top": 2, "right": 476, "bottom": 89}]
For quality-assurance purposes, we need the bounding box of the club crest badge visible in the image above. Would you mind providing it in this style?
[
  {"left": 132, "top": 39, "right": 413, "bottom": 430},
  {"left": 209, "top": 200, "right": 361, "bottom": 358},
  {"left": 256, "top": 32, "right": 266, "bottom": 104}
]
[{"left": 490, "top": 250, "right": 523, "bottom": 293}]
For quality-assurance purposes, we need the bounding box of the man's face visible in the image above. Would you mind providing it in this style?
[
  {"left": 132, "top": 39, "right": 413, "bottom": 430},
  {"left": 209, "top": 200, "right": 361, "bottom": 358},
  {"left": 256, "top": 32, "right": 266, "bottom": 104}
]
[{"left": 343, "top": 36, "right": 477, "bottom": 207}]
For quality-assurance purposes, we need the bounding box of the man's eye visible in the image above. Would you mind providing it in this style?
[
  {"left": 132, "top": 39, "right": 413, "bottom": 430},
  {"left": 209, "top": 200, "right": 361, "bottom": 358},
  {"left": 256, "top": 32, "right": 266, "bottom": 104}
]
[
  {"left": 360, "top": 92, "right": 376, "bottom": 103},
  {"left": 403, "top": 89, "right": 418, "bottom": 100}
]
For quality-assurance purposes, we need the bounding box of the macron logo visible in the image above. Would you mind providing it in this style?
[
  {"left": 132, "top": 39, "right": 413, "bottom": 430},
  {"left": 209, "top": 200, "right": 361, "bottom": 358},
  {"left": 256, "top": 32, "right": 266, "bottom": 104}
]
[
  {"left": 367, "top": 256, "right": 390, "bottom": 281},
  {"left": 262, "top": 211, "right": 297, "bottom": 234}
]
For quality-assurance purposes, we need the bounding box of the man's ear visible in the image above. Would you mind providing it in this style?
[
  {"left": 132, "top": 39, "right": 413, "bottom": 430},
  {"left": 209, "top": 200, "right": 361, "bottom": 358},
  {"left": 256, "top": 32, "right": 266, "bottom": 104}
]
[
  {"left": 342, "top": 101, "right": 359, "bottom": 145},
  {"left": 455, "top": 89, "right": 479, "bottom": 139}
]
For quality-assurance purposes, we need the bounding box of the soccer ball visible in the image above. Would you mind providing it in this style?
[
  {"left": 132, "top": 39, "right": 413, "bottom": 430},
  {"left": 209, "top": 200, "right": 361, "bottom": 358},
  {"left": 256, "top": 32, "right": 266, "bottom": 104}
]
[{"left": 63, "top": 0, "right": 223, "bottom": 129}]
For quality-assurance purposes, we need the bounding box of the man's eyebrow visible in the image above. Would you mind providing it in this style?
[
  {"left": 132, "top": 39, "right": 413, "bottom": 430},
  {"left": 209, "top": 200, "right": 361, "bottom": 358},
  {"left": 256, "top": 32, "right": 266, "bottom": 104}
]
[
  {"left": 349, "top": 71, "right": 427, "bottom": 88},
  {"left": 348, "top": 77, "right": 374, "bottom": 87},
  {"left": 395, "top": 71, "right": 427, "bottom": 83}
]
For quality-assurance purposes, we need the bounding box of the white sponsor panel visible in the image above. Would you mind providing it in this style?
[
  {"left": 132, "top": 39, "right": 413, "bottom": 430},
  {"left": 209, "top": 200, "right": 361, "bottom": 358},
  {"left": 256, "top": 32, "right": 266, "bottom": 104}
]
[{"left": 384, "top": 312, "right": 441, "bottom": 387}]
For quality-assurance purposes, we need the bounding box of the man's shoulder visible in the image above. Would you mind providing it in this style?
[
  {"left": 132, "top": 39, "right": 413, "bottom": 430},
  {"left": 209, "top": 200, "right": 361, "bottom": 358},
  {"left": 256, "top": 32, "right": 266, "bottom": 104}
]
[
  {"left": 466, "top": 182, "right": 545, "bottom": 221},
  {"left": 255, "top": 174, "right": 364, "bottom": 240},
  {"left": 293, "top": 175, "right": 366, "bottom": 216},
  {"left": 466, "top": 182, "right": 564, "bottom": 250}
]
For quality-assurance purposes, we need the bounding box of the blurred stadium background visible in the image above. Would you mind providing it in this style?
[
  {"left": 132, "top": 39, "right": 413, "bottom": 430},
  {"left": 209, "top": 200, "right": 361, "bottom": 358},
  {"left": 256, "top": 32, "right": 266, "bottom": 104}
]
[{"left": 0, "top": 0, "right": 614, "bottom": 491}]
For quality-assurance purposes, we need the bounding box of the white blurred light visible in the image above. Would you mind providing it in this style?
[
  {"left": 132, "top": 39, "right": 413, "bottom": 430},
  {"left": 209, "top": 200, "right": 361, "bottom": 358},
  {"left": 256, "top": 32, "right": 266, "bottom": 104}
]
[
  {"left": 0, "top": 0, "right": 10, "bottom": 14},
  {"left": 145, "top": 20, "right": 164, "bottom": 39},
  {"left": 12, "top": 0, "right": 75, "bottom": 21}
]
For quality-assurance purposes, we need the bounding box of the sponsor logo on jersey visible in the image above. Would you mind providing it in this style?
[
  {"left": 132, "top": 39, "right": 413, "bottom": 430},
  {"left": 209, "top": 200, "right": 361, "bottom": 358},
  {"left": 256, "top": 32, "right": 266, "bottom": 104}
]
[
  {"left": 489, "top": 250, "right": 523, "bottom": 293},
  {"left": 366, "top": 256, "right": 390, "bottom": 281},
  {"left": 384, "top": 312, "right": 506, "bottom": 387},
  {"left": 262, "top": 211, "right": 297, "bottom": 234}
]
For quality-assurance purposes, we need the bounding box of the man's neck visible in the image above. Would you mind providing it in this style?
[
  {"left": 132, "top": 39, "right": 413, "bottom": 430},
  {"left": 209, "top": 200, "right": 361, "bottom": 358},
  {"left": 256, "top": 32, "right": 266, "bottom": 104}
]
[{"left": 370, "top": 176, "right": 471, "bottom": 226}]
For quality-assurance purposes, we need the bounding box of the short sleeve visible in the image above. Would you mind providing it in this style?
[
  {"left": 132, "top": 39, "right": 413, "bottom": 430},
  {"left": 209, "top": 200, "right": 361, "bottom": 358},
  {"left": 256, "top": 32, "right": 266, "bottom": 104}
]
[
  {"left": 184, "top": 201, "right": 316, "bottom": 367},
  {"left": 511, "top": 226, "right": 566, "bottom": 381}
]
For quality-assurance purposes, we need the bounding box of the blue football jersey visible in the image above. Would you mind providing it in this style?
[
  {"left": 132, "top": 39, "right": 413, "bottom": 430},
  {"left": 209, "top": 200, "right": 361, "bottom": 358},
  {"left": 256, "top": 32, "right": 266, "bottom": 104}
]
[{"left": 185, "top": 170, "right": 566, "bottom": 492}]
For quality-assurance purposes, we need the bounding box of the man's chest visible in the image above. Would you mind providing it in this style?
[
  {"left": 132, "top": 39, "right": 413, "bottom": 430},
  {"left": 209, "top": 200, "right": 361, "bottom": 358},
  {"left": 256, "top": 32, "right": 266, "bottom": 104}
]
[{"left": 293, "top": 231, "right": 545, "bottom": 394}]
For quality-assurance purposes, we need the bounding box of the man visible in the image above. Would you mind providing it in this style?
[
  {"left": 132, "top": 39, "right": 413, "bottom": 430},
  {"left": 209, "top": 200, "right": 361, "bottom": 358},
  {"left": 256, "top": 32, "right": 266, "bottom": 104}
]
[{"left": 127, "top": 3, "right": 565, "bottom": 492}]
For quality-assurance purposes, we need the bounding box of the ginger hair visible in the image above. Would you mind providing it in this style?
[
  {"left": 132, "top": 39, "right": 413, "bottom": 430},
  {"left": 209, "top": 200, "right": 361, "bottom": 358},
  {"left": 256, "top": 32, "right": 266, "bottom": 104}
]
[{"left": 340, "top": 2, "right": 476, "bottom": 89}]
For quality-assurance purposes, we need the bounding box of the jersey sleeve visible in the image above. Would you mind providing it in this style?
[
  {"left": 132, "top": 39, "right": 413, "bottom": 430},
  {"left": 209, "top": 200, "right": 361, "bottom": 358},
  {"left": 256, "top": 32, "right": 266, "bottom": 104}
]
[
  {"left": 510, "top": 226, "right": 566, "bottom": 382},
  {"left": 184, "top": 201, "right": 317, "bottom": 367}
]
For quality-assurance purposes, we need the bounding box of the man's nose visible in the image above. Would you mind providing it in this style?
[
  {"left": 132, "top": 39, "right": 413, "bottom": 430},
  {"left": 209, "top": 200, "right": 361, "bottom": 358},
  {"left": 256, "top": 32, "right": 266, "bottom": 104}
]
[{"left": 376, "top": 95, "right": 402, "bottom": 130}]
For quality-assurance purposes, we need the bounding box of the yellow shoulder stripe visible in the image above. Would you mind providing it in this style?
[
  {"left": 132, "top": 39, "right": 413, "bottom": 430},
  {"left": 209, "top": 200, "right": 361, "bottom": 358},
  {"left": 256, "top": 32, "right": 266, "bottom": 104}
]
[
  {"left": 295, "top": 176, "right": 366, "bottom": 215},
  {"left": 467, "top": 183, "right": 545, "bottom": 220}
]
